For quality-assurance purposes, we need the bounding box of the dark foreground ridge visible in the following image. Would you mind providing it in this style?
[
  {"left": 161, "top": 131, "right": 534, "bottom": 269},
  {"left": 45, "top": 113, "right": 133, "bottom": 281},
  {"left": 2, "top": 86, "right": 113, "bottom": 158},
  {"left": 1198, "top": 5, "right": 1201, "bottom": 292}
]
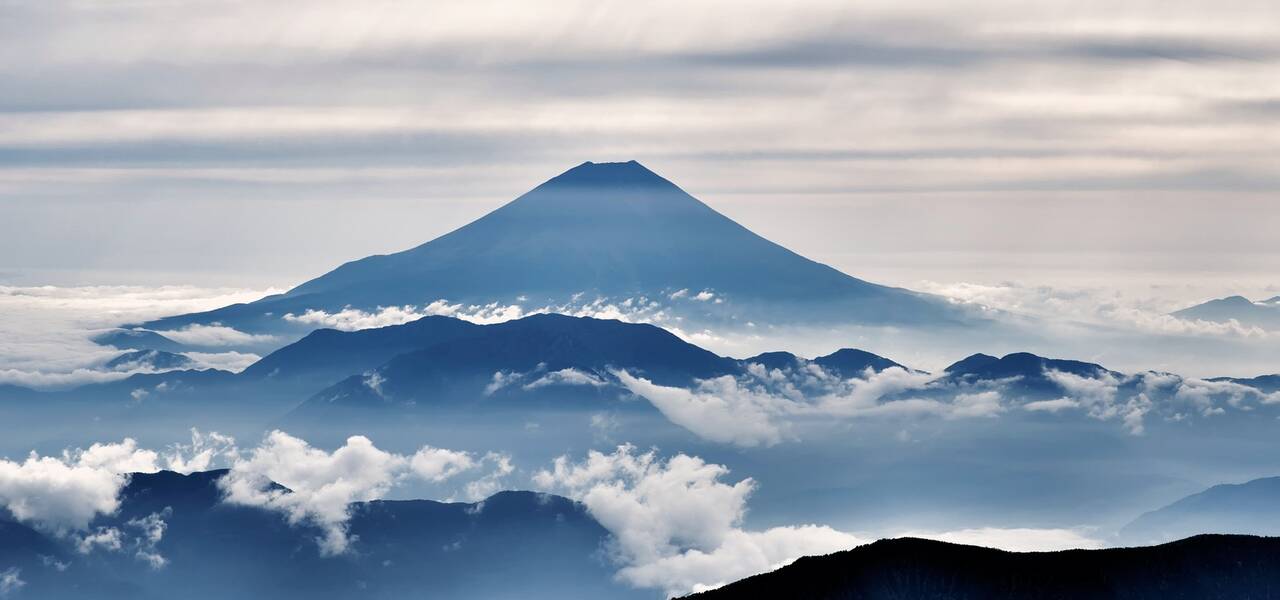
[{"left": 684, "top": 534, "right": 1280, "bottom": 600}]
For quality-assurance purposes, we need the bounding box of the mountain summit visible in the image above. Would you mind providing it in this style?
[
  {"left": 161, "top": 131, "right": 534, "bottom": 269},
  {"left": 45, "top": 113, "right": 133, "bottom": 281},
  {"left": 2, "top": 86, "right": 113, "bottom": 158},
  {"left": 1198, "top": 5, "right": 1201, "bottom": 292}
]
[{"left": 142, "top": 161, "right": 967, "bottom": 338}]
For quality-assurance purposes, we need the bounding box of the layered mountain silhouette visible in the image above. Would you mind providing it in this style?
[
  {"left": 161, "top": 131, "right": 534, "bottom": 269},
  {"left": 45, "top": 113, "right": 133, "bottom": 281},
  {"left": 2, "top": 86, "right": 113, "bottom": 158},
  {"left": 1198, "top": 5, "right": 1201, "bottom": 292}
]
[
  {"left": 137, "top": 161, "right": 971, "bottom": 344},
  {"left": 11, "top": 314, "right": 1280, "bottom": 430},
  {"left": 0, "top": 469, "right": 644, "bottom": 600},
  {"left": 1120, "top": 476, "right": 1280, "bottom": 544},
  {"left": 744, "top": 348, "right": 908, "bottom": 377},
  {"left": 684, "top": 535, "right": 1280, "bottom": 600},
  {"left": 942, "top": 352, "right": 1118, "bottom": 398},
  {"left": 1172, "top": 295, "right": 1280, "bottom": 330}
]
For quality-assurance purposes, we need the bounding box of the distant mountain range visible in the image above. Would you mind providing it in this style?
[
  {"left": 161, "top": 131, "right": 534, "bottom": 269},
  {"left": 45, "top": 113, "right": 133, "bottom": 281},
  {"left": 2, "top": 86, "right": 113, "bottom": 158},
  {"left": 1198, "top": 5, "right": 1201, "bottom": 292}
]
[
  {"left": 0, "top": 469, "right": 642, "bottom": 600},
  {"left": 7, "top": 314, "right": 1280, "bottom": 432},
  {"left": 1172, "top": 295, "right": 1280, "bottom": 330},
  {"left": 130, "top": 161, "right": 976, "bottom": 348},
  {"left": 684, "top": 534, "right": 1280, "bottom": 600},
  {"left": 1121, "top": 476, "right": 1280, "bottom": 545}
]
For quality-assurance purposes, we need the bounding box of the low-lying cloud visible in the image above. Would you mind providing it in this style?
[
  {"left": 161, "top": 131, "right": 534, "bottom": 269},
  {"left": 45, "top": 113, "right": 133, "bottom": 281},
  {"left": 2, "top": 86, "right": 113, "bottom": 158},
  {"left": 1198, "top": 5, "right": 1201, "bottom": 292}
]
[
  {"left": 533, "top": 444, "right": 864, "bottom": 595},
  {"left": 615, "top": 364, "right": 1004, "bottom": 447},
  {"left": 219, "top": 431, "right": 511, "bottom": 555},
  {"left": 154, "top": 324, "right": 276, "bottom": 347},
  {"left": 0, "top": 284, "right": 277, "bottom": 390}
]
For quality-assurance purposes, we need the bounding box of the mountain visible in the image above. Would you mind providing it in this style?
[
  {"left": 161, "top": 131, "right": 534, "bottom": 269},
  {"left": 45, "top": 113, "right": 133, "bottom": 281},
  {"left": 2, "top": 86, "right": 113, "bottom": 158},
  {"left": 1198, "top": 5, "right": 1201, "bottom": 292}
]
[
  {"left": 1171, "top": 295, "right": 1280, "bottom": 330},
  {"left": 93, "top": 329, "right": 186, "bottom": 353},
  {"left": 136, "top": 161, "right": 971, "bottom": 344},
  {"left": 943, "top": 352, "right": 1117, "bottom": 398},
  {"left": 742, "top": 348, "right": 908, "bottom": 378},
  {"left": 105, "top": 350, "right": 194, "bottom": 372},
  {"left": 1120, "top": 476, "right": 1280, "bottom": 544},
  {"left": 292, "top": 313, "right": 739, "bottom": 415},
  {"left": 0, "top": 470, "right": 645, "bottom": 600},
  {"left": 683, "top": 535, "right": 1280, "bottom": 600},
  {"left": 239, "top": 316, "right": 481, "bottom": 390},
  {"left": 1208, "top": 373, "right": 1280, "bottom": 393}
]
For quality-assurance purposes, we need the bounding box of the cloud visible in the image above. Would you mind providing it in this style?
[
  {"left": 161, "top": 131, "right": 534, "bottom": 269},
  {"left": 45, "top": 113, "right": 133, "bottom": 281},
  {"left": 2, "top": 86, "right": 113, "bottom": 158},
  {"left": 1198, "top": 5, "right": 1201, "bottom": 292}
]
[
  {"left": 0, "top": 438, "right": 161, "bottom": 532},
  {"left": 283, "top": 300, "right": 527, "bottom": 331},
  {"left": 616, "top": 370, "right": 787, "bottom": 447},
  {"left": 0, "top": 283, "right": 278, "bottom": 390},
  {"left": 155, "top": 324, "right": 276, "bottom": 347},
  {"left": 73, "top": 510, "right": 171, "bottom": 569},
  {"left": 218, "top": 431, "right": 502, "bottom": 555},
  {"left": 281, "top": 294, "right": 705, "bottom": 340},
  {"left": 485, "top": 365, "right": 609, "bottom": 395},
  {"left": 915, "top": 280, "right": 1276, "bottom": 340},
  {"left": 1173, "top": 377, "right": 1280, "bottom": 410},
  {"left": 218, "top": 432, "right": 409, "bottom": 555},
  {"left": 163, "top": 429, "right": 238, "bottom": 474},
  {"left": 616, "top": 364, "right": 1004, "bottom": 446},
  {"left": 1024, "top": 397, "right": 1079, "bottom": 412},
  {"left": 75, "top": 526, "right": 124, "bottom": 554},
  {"left": 1044, "top": 370, "right": 1151, "bottom": 434},
  {"left": 533, "top": 445, "right": 864, "bottom": 595},
  {"left": 408, "top": 447, "right": 478, "bottom": 483},
  {"left": 183, "top": 350, "right": 261, "bottom": 372},
  {"left": 0, "top": 431, "right": 246, "bottom": 536},
  {"left": 127, "top": 511, "right": 170, "bottom": 569},
  {"left": 0, "top": 568, "right": 23, "bottom": 598},
  {"left": 523, "top": 368, "right": 607, "bottom": 390}
]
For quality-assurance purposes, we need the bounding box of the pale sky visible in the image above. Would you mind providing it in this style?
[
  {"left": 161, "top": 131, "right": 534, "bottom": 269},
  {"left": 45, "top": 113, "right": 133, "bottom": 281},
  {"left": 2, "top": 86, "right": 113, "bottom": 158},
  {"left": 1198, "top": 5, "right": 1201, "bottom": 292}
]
[{"left": 2, "top": 0, "right": 1278, "bottom": 305}]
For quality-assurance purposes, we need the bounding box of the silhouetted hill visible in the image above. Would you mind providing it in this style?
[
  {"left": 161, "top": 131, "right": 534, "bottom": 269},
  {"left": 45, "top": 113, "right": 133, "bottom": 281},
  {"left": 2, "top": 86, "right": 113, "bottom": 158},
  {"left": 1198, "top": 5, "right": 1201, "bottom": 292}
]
[
  {"left": 240, "top": 316, "right": 480, "bottom": 390},
  {"left": 137, "top": 161, "right": 971, "bottom": 341},
  {"left": 1120, "top": 476, "right": 1280, "bottom": 544},
  {"left": 684, "top": 535, "right": 1280, "bottom": 600},
  {"left": 741, "top": 348, "right": 908, "bottom": 378},
  {"left": 294, "top": 313, "right": 738, "bottom": 414},
  {"left": 944, "top": 352, "right": 1117, "bottom": 398},
  {"left": 813, "top": 348, "right": 909, "bottom": 377}
]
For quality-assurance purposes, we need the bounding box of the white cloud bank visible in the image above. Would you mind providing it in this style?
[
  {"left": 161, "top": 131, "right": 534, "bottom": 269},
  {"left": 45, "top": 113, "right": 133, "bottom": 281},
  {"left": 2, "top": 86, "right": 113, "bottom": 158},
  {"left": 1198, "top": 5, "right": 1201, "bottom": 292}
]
[
  {"left": 616, "top": 364, "right": 1005, "bottom": 447},
  {"left": 0, "top": 285, "right": 278, "bottom": 390},
  {"left": 219, "top": 431, "right": 511, "bottom": 555},
  {"left": 533, "top": 444, "right": 865, "bottom": 595},
  {"left": 153, "top": 324, "right": 276, "bottom": 347},
  {"left": 0, "top": 430, "right": 243, "bottom": 534}
]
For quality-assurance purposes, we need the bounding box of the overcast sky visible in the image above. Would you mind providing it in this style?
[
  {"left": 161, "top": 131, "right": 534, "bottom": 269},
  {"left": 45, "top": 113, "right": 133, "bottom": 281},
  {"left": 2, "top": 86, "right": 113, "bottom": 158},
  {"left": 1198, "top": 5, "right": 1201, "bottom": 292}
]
[{"left": 2, "top": 0, "right": 1277, "bottom": 302}]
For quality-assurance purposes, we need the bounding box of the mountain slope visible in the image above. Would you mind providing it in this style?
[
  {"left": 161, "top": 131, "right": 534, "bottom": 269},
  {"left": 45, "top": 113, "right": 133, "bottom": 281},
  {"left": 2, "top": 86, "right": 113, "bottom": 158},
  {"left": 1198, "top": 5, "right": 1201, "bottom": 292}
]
[
  {"left": 240, "top": 316, "right": 480, "bottom": 389},
  {"left": 139, "top": 161, "right": 968, "bottom": 339},
  {"left": 293, "top": 313, "right": 739, "bottom": 414},
  {"left": 684, "top": 535, "right": 1280, "bottom": 600},
  {"left": 1171, "top": 295, "right": 1280, "bottom": 330},
  {"left": 1120, "top": 476, "right": 1280, "bottom": 544},
  {"left": 943, "top": 352, "right": 1117, "bottom": 398}
]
